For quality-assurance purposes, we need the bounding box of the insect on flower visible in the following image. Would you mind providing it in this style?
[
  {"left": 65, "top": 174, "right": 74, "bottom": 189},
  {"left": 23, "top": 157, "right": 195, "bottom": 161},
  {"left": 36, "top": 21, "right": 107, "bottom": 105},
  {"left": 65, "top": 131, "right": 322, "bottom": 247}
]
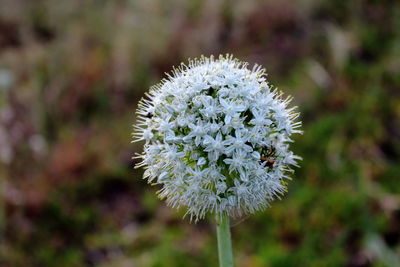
[{"left": 260, "top": 146, "right": 276, "bottom": 168}]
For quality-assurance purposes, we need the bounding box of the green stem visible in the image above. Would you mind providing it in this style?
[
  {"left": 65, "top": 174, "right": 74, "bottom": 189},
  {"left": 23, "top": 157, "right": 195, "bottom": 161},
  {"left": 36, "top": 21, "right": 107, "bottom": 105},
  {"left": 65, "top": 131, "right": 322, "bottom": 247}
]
[{"left": 216, "top": 214, "right": 234, "bottom": 267}]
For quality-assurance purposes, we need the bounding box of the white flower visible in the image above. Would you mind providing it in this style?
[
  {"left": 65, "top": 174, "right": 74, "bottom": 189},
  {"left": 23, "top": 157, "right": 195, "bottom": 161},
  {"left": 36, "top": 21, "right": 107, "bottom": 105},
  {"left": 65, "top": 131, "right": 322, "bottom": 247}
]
[
  {"left": 219, "top": 97, "right": 247, "bottom": 124},
  {"left": 199, "top": 98, "right": 219, "bottom": 119},
  {"left": 224, "top": 129, "right": 252, "bottom": 155},
  {"left": 133, "top": 55, "right": 302, "bottom": 221},
  {"left": 197, "top": 157, "right": 206, "bottom": 166},
  {"left": 203, "top": 132, "right": 231, "bottom": 161},
  {"left": 183, "top": 122, "right": 209, "bottom": 146},
  {"left": 223, "top": 150, "right": 250, "bottom": 181}
]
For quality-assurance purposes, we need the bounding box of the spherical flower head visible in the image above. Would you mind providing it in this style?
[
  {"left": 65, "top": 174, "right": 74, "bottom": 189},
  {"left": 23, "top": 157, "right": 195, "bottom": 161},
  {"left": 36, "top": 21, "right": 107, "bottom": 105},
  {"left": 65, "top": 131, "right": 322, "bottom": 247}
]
[{"left": 133, "top": 55, "right": 302, "bottom": 221}]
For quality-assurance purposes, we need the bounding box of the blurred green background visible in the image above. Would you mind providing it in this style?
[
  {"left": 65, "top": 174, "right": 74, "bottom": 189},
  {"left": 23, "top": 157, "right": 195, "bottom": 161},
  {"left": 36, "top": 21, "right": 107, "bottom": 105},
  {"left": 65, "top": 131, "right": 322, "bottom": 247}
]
[{"left": 1, "top": 0, "right": 399, "bottom": 266}]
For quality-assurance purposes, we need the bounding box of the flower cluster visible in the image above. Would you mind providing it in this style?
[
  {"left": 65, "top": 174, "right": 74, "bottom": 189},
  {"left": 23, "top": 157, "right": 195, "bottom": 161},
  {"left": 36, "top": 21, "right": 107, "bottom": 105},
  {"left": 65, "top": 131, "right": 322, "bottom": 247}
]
[{"left": 133, "top": 55, "right": 302, "bottom": 221}]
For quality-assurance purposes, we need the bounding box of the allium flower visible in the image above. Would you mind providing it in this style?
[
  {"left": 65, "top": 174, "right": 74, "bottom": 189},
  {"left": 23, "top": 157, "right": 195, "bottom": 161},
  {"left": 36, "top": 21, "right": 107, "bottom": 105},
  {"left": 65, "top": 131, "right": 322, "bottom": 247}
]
[{"left": 133, "top": 55, "right": 302, "bottom": 221}]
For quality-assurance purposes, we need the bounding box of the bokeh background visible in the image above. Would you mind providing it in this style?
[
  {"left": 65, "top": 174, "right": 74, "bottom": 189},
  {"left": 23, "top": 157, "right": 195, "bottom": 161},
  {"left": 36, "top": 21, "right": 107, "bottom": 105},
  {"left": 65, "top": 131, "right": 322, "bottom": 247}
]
[{"left": 1, "top": 0, "right": 399, "bottom": 266}]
